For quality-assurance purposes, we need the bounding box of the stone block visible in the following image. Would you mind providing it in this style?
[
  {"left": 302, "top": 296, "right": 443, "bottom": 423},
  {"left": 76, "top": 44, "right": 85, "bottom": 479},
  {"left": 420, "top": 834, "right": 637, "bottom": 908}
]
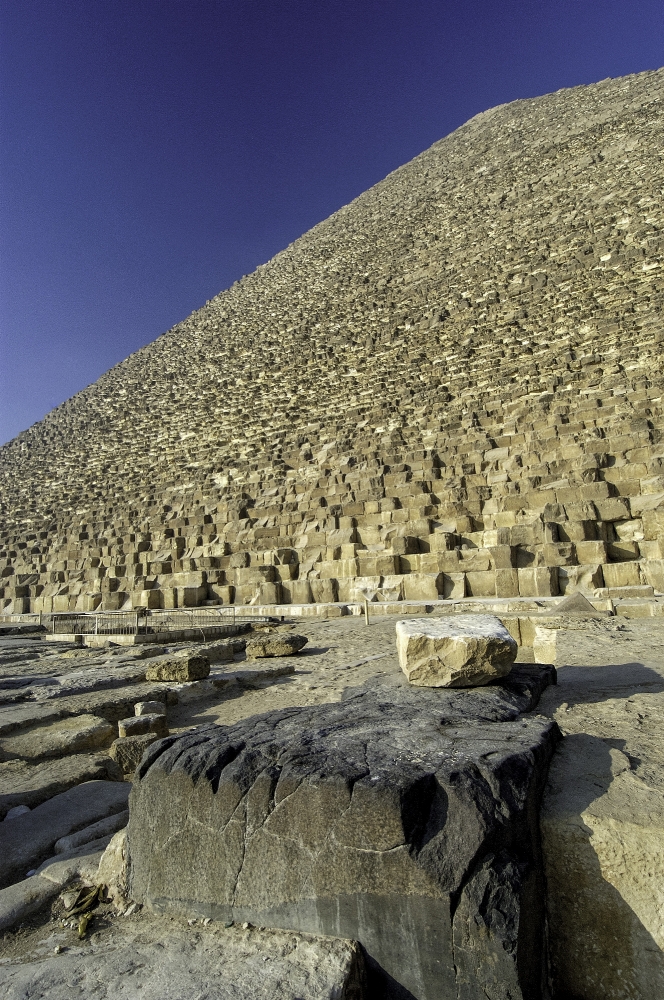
[
  {"left": 401, "top": 572, "right": 440, "bottom": 601},
  {"left": 641, "top": 559, "right": 664, "bottom": 593},
  {"left": 558, "top": 564, "right": 604, "bottom": 594},
  {"left": 518, "top": 567, "right": 558, "bottom": 597},
  {"left": 145, "top": 655, "right": 210, "bottom": 682},
  {"left": 134, "top": 700, "right": 167, "bottom": 717},
  {"left": 245, "top": 633, "right": 308, "bottom": 658},
  {"left": 601, "top": 561, "right": 641, "bottom": 589},
  {"left": 284, "top": 579, "right": 313, "bottom": 603},
  {"left": 128, "top": 672, "right": 559, "bottom": 1000},
  {"left": 495, "top": 568, "right": 519, "bottom": 597},
  {"left": 310, "top": 578, "right": 338, "bottom": 603},
  {"left": 442, "top": 572, "right": 465, "bottom": 599},
  {"left": 465, "top": 570, "right": 496, "bottom": 597},
  {"left": 396, "top": 615, "right": 517, "bottom": 687},
  {"left": 575, "top": 540, "right": 607, "bottom": 564},
  {"left": 110, "top": 733, "right": 161, "bottom": 775},
  {"left": 118, "top": 714, "right": 169, "bottom": 739}
]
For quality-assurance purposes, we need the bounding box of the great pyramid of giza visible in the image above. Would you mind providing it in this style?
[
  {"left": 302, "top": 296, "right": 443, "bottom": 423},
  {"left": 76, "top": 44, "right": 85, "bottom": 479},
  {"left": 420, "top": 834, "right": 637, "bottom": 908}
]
[{"left": 2, "top": 68, "right": 664, "bottom": 615}]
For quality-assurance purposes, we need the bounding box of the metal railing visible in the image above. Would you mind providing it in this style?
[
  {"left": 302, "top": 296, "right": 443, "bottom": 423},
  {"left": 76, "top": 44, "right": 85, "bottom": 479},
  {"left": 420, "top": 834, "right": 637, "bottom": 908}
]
[{"left": 49, "top": 606, "right": 267, "bottom": 640}]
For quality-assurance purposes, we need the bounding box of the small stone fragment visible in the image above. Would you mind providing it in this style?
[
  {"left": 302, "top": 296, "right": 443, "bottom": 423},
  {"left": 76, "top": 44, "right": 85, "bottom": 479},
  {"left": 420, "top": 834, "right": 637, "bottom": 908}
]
[
  {"left": 145, "top": 655, "right": 210, "bottom": 682},
  {"left": 245, "top": 634, "right": 308, "bottom": 658},
  {"left": 395, "top": 615, "right": 517, "bottom": 687}
]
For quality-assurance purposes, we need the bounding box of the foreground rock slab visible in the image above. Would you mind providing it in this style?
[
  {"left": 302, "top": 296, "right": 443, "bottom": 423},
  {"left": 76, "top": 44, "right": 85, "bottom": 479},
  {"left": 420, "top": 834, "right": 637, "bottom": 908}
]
[
  {"left": 128, "top": 665, "right": 558, "bottom": 1000},
  {"left": 0, "top": 914, "right": 366, "bottom": 1000},
  {"left": 396, "top": 615, "right": 517, "bottom": 687},
  {"left": 0, "top": 754, "right": 122, "bottom": 820},
  {"left": 0, "top": 780, "right": 130, "bottom": 889}
]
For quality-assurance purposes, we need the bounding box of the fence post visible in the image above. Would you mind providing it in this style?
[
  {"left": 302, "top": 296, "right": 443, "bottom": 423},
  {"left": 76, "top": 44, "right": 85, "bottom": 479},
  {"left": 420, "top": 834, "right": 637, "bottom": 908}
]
[{"left": 364, "top": 598, "right": 370, "bottom": 626}]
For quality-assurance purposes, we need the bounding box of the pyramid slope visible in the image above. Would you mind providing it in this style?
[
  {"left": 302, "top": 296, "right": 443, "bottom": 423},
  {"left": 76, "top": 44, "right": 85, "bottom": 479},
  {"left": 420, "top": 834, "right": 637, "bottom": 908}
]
[{"left": 2, "top": 68, "right": 664, "bottom": 612}]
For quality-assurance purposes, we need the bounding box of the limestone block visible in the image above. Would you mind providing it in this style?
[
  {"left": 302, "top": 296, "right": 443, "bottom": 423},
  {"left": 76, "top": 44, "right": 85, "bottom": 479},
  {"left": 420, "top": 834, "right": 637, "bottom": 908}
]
[
  {"left": 257, "top": 582, "right": 282, "bottom": 605},
  {"left": 543, "top": 543, "right": 576, "bottom": 566},
  {"left": 602, "top": 561, "right": 641, "bottom": 589},
  {"left": 465, "top": 570, "right": 496, "bottom": 597},
  {"left": 175, "top": 585, "right": 207, "bottom": 607},
  {"left": 134, "top": 700, "right": 167, "bottom": 718},
  {"left": 375, "top": 576, "right": 404, "bottom": 601},
  {"left": 575, "top": 540, "right": 608, "bottom": 563},
  {"left": 245, "top": 633, "right": 308, "bottom": 658},
  {"left": 145, "top": 655, "right": 210, "bottom": 682},
  {"left": 518, "top": 567, "right": 558, "bottom": 597},
  {"left": 533, "top": 627, "right": 558, "bottom": 664},
  {"left": 442, "top": 572, "right": 465, "bottom": 599},
  {"left": 495, "top": 568, "right": 519, "bottom": 598},
  {"left": 310, "top": 578, "right": 337, "bottom": 603},
  {"left": 396, "top": 615, "right": 517, "bottom": 687},
  {"left": 558, "top": 564, "right": 604, "bottom": 594},
  {"left": 109, "top": 733, "right": 161, "bottom": 775},
  {"left": 641, "top": 559, "right": 664, "bottom": 593},
  {"left": 357, "top": 554, "right": 399, "bottom": 576},
  {"left": 284, "top": 579, "right": 313, "bottom": 603},
  {"left": 401, "top": 572, "right": 440, "bottom": 601},
  {"left": 118, "top": 714, "right": 168, "bottom": 739}
]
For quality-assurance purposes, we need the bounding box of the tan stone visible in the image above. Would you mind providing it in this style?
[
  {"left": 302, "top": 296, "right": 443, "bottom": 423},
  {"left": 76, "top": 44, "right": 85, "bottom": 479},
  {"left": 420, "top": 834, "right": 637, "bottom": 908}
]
[
  {"left": 145, "top": 655, "right": 210, "bottom": 682},
  {"left": 395, "top": 615, "right": 516, "bottom": 687}
]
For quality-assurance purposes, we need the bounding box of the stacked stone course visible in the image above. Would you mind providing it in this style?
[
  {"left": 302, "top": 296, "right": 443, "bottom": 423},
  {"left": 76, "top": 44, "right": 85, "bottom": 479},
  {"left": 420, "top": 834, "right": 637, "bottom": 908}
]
[{"left": 3, "top": 69, "right": 664, "bottom": 612}]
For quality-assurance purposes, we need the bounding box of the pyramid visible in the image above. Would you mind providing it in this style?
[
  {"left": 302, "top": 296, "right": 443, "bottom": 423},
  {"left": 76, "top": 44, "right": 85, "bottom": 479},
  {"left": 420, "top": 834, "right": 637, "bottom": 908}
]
[{"left": 2, "top": 69, "right": 664, "bottom": 614}]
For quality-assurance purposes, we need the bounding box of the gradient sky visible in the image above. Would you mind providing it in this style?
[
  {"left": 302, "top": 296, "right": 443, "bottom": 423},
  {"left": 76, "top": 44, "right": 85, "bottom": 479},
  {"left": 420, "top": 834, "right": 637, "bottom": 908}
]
[{"left": 1, "top": 1, "right": 663, "bottom": 445}]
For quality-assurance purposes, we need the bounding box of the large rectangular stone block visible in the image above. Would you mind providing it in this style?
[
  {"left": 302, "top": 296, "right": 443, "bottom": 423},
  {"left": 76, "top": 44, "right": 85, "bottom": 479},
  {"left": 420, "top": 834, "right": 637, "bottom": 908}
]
[{"left": 129, "top": 671, "right": 559, "bottom": 1000}]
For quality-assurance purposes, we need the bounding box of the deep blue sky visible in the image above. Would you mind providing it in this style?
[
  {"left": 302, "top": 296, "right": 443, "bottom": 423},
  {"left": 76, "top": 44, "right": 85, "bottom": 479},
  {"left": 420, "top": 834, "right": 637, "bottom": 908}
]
[{"left": 1, "top": 1, "right": 663, "bottom": 444}]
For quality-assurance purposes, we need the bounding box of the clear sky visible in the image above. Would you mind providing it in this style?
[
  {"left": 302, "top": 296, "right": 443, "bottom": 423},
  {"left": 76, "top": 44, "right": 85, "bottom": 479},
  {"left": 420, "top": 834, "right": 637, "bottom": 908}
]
[{"left": 1, "top": 1, "right": 663, "bottom": 445}]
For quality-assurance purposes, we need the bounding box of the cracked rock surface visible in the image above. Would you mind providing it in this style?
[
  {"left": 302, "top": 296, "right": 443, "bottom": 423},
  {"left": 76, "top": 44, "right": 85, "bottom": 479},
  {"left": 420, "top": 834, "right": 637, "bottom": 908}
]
[{"left": 129, "top": 664, "right": 558, "bottom": 1000}]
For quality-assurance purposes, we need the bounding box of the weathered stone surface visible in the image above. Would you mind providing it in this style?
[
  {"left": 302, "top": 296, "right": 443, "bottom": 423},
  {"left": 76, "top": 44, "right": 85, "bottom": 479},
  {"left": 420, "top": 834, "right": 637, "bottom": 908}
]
[
  {"left": 0, "top": 714, "right": 116, "bottom": 762},
  {"left": 245, "top": 633, "right": 308, "bottom": 658},
  {"left": 0, "top": 874, "right": 60, "bottom": 933},
  {"left": 54, "top": 808, "right": 129, "bottom": 855},
  {"left": 97, "top": 828, "right": 128, "bottom": 903},
  {"left": 134, "top": 699, "right": 166, "bottom": 716},
  {"left": 542, "top": 735, "right": 664, "bottom": 999},
  {"left": 202, "top": 640, "right": 237, "bottom": 663},
  {"left": 0, "top": 779, "right": 130, "bottom": 889},
  {"left": 537, "top": 644, "right": 664, "bottom": 999},
  {"left": 0, "top": 916, "right": 367, "bottom": 1000},
  {"left": 396, "top": 615, "right": 517, "bottom": 687},
  {"left": 128, "top": 665, "right": 558, "bottom": 1000},
  {"left": 109, "top": 732, "right": 160, "bottom": 774},
  {"left": 118, "top": 713, "right": 168, "bottom": 738},
  {"left": 145, "top": 655, "right": 210, "bottom": 682},
  {"left": 0, "top": 753, "right": 122, "bottom": 820}
]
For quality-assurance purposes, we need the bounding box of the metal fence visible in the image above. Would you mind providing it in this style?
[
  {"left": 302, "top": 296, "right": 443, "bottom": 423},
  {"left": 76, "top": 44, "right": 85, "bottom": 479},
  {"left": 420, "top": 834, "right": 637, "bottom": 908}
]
[{"left": 49, "top": 606, "right": 265, "bottom": 639}]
